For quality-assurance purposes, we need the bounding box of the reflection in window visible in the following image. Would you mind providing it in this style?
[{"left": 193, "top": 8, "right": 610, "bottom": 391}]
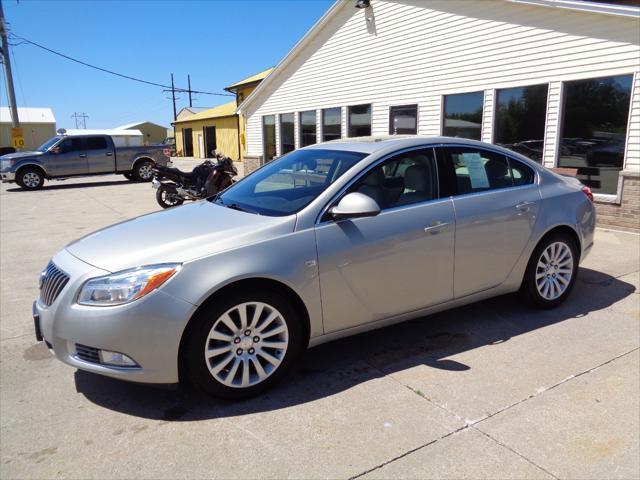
[
  {"left": 263, "top": 115, "right": 276, "bottom": 161},
  {"left": 443, "top": 92, "right": 483, "bottom": 140},
  {"left": 280, "top": 113, "right": 295, "bottom": 155},
  {"left": 300, "top": 110, "right": 316, "bottom": 147},
  {"left": 389, "top": 105, "right": 418, "bottom": 135},
  {"left": 322, "top": 107, "right": 342, "bottom": 142},
  {"left": 348, "top": 104, "right": 372, "bottom": 137},
  {"left": 558, "top": 75, "right": 633, "bottom": 194},
  {"left": 495, "top": 84, "right": 548, "bottom": 163}
]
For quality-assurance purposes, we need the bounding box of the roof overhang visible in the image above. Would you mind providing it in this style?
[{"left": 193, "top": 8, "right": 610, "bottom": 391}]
[{"left": 509, "top": 0, "right": 640, "bottom": 18}]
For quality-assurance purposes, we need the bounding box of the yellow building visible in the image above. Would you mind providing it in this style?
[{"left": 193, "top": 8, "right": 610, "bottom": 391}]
[{"left": 173, "top": 68, "right": 273, "bottom": 161}]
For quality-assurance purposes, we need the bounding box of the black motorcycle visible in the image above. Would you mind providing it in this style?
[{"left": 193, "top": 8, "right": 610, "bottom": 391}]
[{"left": 152, "top": 156, "right": 238, "bottom": 209}]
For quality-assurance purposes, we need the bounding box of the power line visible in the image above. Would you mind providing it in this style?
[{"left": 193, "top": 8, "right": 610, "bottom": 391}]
[
  {"left": 72, "top": 112, "right": 88, "bottom": 129},
  {"left": 8, "top": 32, "right": 233, "bottom": 97}
]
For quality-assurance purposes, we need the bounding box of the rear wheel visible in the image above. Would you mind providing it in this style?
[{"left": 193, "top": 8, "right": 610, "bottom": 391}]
[
  {"left": 520, "top": 232, "right": 578, "bottom": 308},
  {"left": 132, "top": 160, "right": 154, "bottom": 182},
  {"left": 155, "top": 185, "right": 183, "bottom": 209},
  {"left": 185, "top": 288, "right": 303, "bottom": 399},
  {"left": 16, "top": 167, "right": 45, "bottom": 190}
]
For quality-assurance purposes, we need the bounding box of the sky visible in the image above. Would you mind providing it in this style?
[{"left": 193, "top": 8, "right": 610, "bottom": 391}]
[{"left": 1, "top": 0, "right": 334, "bottom": 130}]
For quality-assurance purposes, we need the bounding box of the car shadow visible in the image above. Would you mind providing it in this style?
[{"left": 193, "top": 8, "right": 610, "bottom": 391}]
[
  {"left": 5, "top": 179, "right": 139, "bottom": 192},
  {"left": 74, "top": 267, "right": 635, "bottom": 421}
]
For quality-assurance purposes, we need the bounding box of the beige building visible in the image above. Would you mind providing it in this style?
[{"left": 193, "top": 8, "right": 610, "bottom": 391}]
[
  {"left": 0, "top": 107, "right": 56, "bottom": 151},
  {"left": 115, "top": 121, "right": 168, "bottom": 145}
]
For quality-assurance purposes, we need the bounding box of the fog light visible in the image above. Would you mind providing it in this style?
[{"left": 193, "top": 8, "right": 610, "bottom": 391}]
[{"left": 98, "top": 350, "right": 138, "bottom": 367}]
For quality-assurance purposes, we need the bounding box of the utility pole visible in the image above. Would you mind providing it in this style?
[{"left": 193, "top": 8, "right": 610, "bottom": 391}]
[
  {"left": 71, "top": 112, "right": 88, "bottom": 129},
  {"left": 0, "top": 0, "right": 20, "bottom": 129},
  {"left": 170, "top": 73, "right": 177, "bottom": 121},
  {"left": 187, "top": 74, "right": 193, "bottom": 108}
]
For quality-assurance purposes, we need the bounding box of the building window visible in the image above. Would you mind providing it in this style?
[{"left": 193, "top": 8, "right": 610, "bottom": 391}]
[
  {"left": 263, "top": 115, "right": 276, "bottom": 161},
  {"left": 280, "top": 113, "right": 295, "bottom": 155},
  {"left": 443, "top": 92, "right": 484, "bottom": 140},
  {"left": 389, "top": 105, "right": 418, "bottom": 135},
  {"left": 348, "top": 104, "right": 372, "bottom": 137},
  {"left": 558, "top": 74, "right": 633, "bottom": 195},
  {"left": 299, "top": 110, "right": 316, "bottom": 147},
  {"left": 494, "top": 84, "right": 549, "bottom": 162},
  {"left": 322, "top": 107, "right": 342, "bottom": 142}
]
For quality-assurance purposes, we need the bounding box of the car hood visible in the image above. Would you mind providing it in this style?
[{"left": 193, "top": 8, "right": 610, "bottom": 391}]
[
  {"left": 1, "top": 151, "right": 42, "bottom": 160},
  {"left": 66, "top": 201, "right": 296, "bottom": 272}
]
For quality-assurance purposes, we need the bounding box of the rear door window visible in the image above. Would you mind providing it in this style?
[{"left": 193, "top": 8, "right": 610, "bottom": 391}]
[
  {"left": 84, "top": 137, "right": 108, "bottom": 150},
  {"left": 438, "top": 147, "right": 513, "bottom": 195},
  {"left": 508, "top": 157, "right": 535, "bottom": 186}
]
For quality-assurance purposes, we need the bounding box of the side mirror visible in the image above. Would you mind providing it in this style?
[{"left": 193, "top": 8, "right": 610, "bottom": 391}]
[
  {"left": 49, "top": 146, "right": 60, "bottom": 154},
  {"left": 329, "top": 192, "right": 380, "bottom": 220}
]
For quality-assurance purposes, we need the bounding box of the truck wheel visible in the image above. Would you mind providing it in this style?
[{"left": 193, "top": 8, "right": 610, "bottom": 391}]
[
  {"left": 156, "top": 185, "right": 184, "bottom": 209},
  {"left": 132, "top": 160, "right": 154, "bottom": 182},
  {"left": 16, "top": 167, "right": 45, "bottom": 190}
]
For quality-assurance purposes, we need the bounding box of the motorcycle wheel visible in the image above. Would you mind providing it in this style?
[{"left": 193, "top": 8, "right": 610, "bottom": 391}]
[{"left": 156, "top": 185, "right": 184, "bottom": 209}]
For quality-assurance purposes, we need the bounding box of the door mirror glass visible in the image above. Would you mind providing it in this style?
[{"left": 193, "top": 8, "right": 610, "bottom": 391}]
[{"left": 330, "top": 192, "right": 380, "bottom": 220}]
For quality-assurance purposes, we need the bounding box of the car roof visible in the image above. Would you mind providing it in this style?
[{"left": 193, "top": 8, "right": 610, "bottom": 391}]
[{"left": 303, "top": 135, "right": 515, "bottom": 154}]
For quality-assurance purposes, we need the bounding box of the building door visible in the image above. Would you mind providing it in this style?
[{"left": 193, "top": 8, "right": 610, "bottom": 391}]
[
  {"left": 183, "top": 128, "right": 193, "bottom": 157},
  {"left": 204, "top": 126, "right": 217, "bottom": 158}
]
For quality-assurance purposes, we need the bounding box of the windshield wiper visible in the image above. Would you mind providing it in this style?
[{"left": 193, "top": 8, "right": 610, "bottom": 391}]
[{"left": 226, "top": 203, "right": 259, "bottom": 215}]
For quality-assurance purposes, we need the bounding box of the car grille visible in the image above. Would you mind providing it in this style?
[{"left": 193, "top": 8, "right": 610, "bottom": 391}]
[
  {"left": 75, "top": 344, "right": 100, "bottom": 364},
  {"left": 39, "top": 262, "right": 70, "bottom": 307}
]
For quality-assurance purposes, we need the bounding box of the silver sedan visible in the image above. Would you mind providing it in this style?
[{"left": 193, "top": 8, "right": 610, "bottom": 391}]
[{"left": 34, "top": 136, "right": 595, "bottom": 399}]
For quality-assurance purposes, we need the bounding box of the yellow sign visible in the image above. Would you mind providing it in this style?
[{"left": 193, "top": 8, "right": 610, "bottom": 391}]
[{"left": 11, "top": 127, "right": 24, "bottom": 149}]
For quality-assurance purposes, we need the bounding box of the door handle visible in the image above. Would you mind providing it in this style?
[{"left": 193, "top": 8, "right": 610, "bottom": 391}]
[
  {"left": 424, "top": 221, "right": 449, "bottom": 233},
  {"left": 106, "top": 152, "right": 113, "bottom": 156},
  {"left": 515, "top": 201, "right": 535, "bottom": 211},
  {"left": 79, "top": 154, "right": 87, "bottom": 158}
]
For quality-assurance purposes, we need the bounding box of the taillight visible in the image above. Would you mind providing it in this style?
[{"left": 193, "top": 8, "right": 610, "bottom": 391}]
[{"left": 581, "top": 186, "right": 594, "bottom": 202}]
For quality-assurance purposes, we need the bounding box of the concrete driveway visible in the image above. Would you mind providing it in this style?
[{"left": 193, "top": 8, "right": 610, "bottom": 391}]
[{"left": 1, "top": 166, "right": 638, "bottom": 480}]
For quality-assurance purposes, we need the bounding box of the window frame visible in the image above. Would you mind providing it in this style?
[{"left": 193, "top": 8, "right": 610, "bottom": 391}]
[
  {"left": 262, "top": 114, "right": 276, "bottom": 162},
  {"left": 441, "top": 91, "right": 484, "bottom": 140},
  {"left": 322, "top": 107, "right": 342, "bottom": 142},
  {"left": 389, "top": 104, "right": 418, "bottom": 135},
  {"left": 316, "top": 145, "right": 443, "bottom": 225},
  {"left": 299, "top": 110, "right": 317, "bottom": 148},
  {"left": 347, "top": 103, "right": 372, "bottom": 138},
  {"left": 279, "top": 112, "right": 295, "bottom": 156}
]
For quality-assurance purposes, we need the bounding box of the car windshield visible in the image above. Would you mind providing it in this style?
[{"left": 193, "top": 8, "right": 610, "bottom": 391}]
[
  {"left": 212, "top": 148, "right": 367, "bottom": 216},
  {"left": 36, "top": 136, "right": 63, "bottom": 152}
]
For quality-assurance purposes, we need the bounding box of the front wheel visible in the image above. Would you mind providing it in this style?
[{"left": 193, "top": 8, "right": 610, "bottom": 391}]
[
  {"left": 185, "top": 288, "right": 304, "bottom": 399},
  {"left": 520, "top": 232, "right": 579, "bottom": 309},
  {"left": 132, "top": 160, "right": 154, "bottom": 182},
  {"left": 155, "top": 185, "right": 184, "bottom": 209},
  {"left": 16, "top": 167, "right": 45, "bottom": 190}
]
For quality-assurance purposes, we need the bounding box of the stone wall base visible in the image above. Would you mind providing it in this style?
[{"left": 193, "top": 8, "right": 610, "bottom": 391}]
[
  {"left": 595, "top": 171, "right": 640, "bottom": 233},
  {"left": 244, "top": 155, "right": 262, "bottom": 175}
]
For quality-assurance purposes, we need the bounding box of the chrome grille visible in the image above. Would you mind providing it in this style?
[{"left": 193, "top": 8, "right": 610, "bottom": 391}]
[
  {"left": 75, "top": 344, "right": 100, "bottom": 364},
  {"left": 39, "top": 262, "right": 70, "bottom": 307}
]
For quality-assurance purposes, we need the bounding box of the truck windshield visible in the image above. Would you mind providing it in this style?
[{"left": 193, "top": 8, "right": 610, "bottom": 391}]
[
  {"left": 36, "top": 136, "right": 63, "bottom": 152},
  {"left": 212, "top": 149, "right": 367, "bottom": 216}
]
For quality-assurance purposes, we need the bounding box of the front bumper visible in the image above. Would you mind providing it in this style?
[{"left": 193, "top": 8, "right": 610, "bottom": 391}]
[
  {"left": 1, "top": 171, "right": 15, "bottom": 182},
  {"left": 34, "top": 249, "right": 196, "bottom": 384}
]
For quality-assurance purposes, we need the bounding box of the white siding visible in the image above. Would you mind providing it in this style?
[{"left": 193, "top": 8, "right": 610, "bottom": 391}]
[
  {"left": 624, "top": 71, "right": 640, "bottom": 171},
  {"left": 244, "top": 0, "right": 640, "bottom": 173},
  {"left": 543, "top": 81, "right": 563, "bottom": 167},
  {"left": 482, "top": 89, "right": 495, "bottom": 143}
]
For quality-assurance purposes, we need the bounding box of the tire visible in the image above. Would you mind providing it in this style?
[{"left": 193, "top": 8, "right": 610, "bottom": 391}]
[
  {"left": 185, "top": 287, "right": 304, "bottom": 399},
  {"left": 123, "top": 172, "right": 134, "bottom": 180},
  {"left": 155, "top": 185, "right": 184, "bottom": 209},
  {"left": 16, "top": 167, "right": 45, "bottom": 190},
  {"left": 132, "top": 160, "right": 154, "bottom": 182},
  {"left": 520, "top": 232, "right": 579, "bottom": 309}
]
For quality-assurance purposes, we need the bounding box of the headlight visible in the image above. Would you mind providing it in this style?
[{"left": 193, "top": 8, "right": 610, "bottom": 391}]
[
  {"left": 77, "top": 264, "right": 180, "bottom": 306},
  {"left": 1, "top": 159, "right": 15, "bottom": 170}
]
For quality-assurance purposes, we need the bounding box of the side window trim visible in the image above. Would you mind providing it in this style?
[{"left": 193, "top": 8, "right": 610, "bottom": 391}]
[{"left": 316, "top": 145, "right": 440, "bottom": 225}]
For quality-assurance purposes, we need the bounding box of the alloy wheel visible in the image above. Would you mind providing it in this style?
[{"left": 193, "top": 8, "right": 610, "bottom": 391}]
[
  {"left": 139, "top": 163, "right": 153, "bottom": 180},
  {"left": 204, "top": 302, "right": 289, "bottom": 388},
  {"left": 23, "top": 172, "right": 41, "bottom": 188},
  {"left": 535, "top": 241, "right": 574, "bottom": 300}
]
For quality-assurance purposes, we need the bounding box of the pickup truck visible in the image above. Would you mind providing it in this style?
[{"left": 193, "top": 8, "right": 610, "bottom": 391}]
[{"left": 0, "top": 133, "right": 172, "bottom": 190}]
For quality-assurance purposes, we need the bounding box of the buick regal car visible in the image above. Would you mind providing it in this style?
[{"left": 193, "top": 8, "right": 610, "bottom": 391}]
[{"left": 33, "top": 136, "right": 595, "bottom": 399}]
